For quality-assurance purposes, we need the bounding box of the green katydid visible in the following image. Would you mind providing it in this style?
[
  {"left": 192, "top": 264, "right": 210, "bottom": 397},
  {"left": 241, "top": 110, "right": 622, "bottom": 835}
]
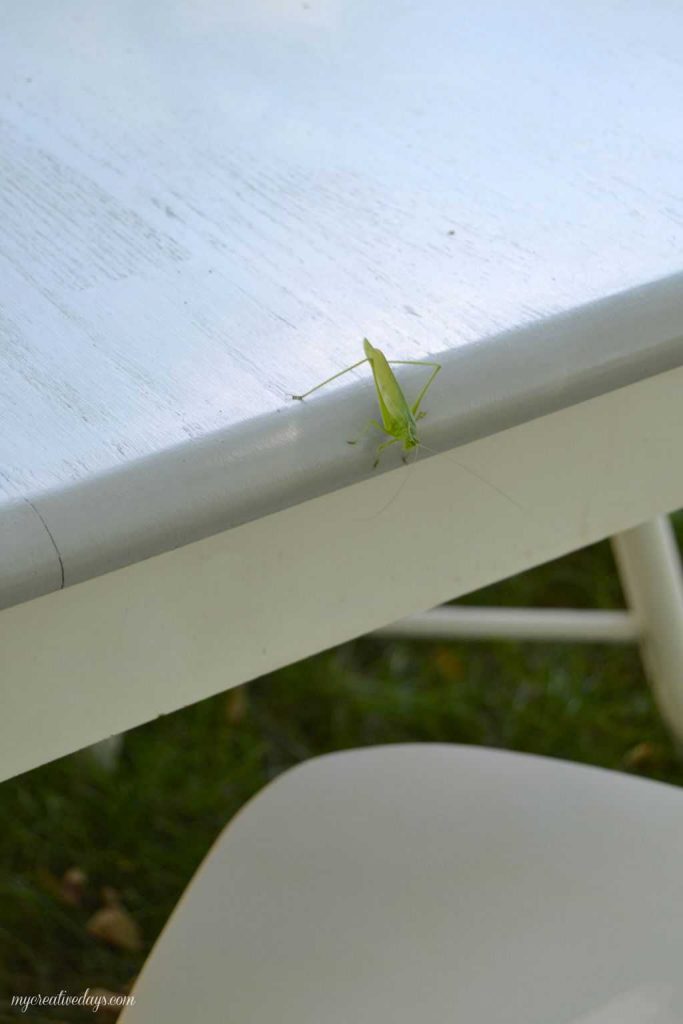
[
  {"left": 292, "top": 338, "right": 441, "bottom": 468},
  {"left": 293, "top": 338, "right": 523, "bottom": 510}
]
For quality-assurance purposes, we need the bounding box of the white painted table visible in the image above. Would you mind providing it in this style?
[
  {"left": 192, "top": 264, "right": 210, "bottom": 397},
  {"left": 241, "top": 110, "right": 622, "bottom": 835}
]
[{"left": 1, "top": 0, "right": 682, "bottom": 780}]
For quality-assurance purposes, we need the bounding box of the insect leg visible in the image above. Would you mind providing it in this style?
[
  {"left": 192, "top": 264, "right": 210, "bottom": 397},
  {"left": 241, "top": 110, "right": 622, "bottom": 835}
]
[
  {"left": 408, "top": 362, "right": 441, "bottom": 417},
  {"left": 347, "top": 418, "right": 384, "bottom": 446},
  {"left": 373, "top": 436, "right": 400, "bottom": 469},
  {"left": 380, "top": 358, "right": 442, "bottom": 417},
  {"left": 292, "top": 359, "right": 369, "bottom": 400}
]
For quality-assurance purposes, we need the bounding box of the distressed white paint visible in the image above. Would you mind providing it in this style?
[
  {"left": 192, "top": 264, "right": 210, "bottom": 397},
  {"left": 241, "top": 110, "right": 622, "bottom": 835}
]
[
  {"left": 0, "top": 367, "right": 681, "bottom": 782},
  {"left": 1, "top": 0, "right": 683, "bottom": 605}
]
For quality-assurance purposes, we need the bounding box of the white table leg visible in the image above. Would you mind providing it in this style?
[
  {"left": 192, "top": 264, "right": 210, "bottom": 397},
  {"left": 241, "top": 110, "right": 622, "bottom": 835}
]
[
  {"left": 381, "top": 514, "right": 683, "bottom": 741},
  {"left": 376, "top": 606, "right": 639, "bottom": 643},
  {"left": 86, "top": 734, "right": 124, "bottom": 770},
  {"left": 611, "top": 516, "right": 683, "bottom": 740}
]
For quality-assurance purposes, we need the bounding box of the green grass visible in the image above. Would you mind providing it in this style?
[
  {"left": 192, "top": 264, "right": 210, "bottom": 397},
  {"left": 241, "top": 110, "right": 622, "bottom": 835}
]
[{"left": 1, "top": 515, "right": 682, "bottom": 1019}]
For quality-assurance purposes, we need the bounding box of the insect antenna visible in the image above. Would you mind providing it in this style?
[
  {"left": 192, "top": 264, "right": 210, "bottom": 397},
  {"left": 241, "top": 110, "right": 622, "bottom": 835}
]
[
  {"left": 351, "top": 447, "right": 421, "bottom": 521},
  {"left": 416, "top": 442, "right": 526, "bottom": 512}
]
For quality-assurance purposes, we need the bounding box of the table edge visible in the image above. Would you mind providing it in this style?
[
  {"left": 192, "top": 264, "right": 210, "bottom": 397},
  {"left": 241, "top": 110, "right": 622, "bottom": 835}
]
[{"left": 2, "top": 271, "right": 683, "bottom": 611}]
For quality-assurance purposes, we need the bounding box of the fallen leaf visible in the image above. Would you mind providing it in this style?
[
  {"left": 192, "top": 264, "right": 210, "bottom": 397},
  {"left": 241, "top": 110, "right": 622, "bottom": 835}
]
[
  {"left": 87, "top": 896, "right": 142, "bottom": 952},
  {"left": 60, "top": 866, "right": 88, "bottom": 906},
  {"left": 226, "top": 687, "right": 249, "bottom": 725},
  {"left": 432, "top": 646, "right": 464, "bottom": 681},
  {"left": 621, "top": 741, "right": 663, "bottom": 773}
]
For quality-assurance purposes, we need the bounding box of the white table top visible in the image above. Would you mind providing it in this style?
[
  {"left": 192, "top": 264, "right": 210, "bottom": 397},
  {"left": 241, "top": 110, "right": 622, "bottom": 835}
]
[{"left": 2, "top": 0, "right": 683, "bottom": 609}]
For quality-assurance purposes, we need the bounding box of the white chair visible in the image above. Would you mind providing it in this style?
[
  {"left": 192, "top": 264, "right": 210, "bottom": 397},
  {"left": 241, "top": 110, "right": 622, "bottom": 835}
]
[{"left": 121, "top": 744, "right": 683, "bottom": 1023}]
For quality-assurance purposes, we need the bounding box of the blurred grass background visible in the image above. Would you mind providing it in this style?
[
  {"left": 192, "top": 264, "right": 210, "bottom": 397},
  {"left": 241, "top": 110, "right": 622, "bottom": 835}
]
[{"left": 1, "top": 513, "right": 682, "bottom": 1020}]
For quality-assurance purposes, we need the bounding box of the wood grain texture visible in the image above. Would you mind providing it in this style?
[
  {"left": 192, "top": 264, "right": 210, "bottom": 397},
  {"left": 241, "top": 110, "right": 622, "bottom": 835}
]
[{"left": 1, "top": 0, "right": 682, "bottom": 605}]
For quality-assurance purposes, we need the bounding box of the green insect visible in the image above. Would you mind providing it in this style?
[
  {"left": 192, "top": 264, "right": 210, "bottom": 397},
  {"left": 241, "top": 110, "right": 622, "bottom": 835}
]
[{"left": 292, "top": 338, "right": 441, "bottom": 468}]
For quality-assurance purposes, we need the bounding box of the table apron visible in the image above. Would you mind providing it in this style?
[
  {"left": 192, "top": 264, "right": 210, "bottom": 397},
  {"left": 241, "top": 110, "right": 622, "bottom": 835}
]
[{"left": 1, "top": 365, "right": 682, "bottom": 782}]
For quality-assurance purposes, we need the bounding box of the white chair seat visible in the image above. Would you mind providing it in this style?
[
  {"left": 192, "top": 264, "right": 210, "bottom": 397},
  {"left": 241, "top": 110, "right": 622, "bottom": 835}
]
[{"left": 122, "top": 745, "right": 683, "bottom": 1023}]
